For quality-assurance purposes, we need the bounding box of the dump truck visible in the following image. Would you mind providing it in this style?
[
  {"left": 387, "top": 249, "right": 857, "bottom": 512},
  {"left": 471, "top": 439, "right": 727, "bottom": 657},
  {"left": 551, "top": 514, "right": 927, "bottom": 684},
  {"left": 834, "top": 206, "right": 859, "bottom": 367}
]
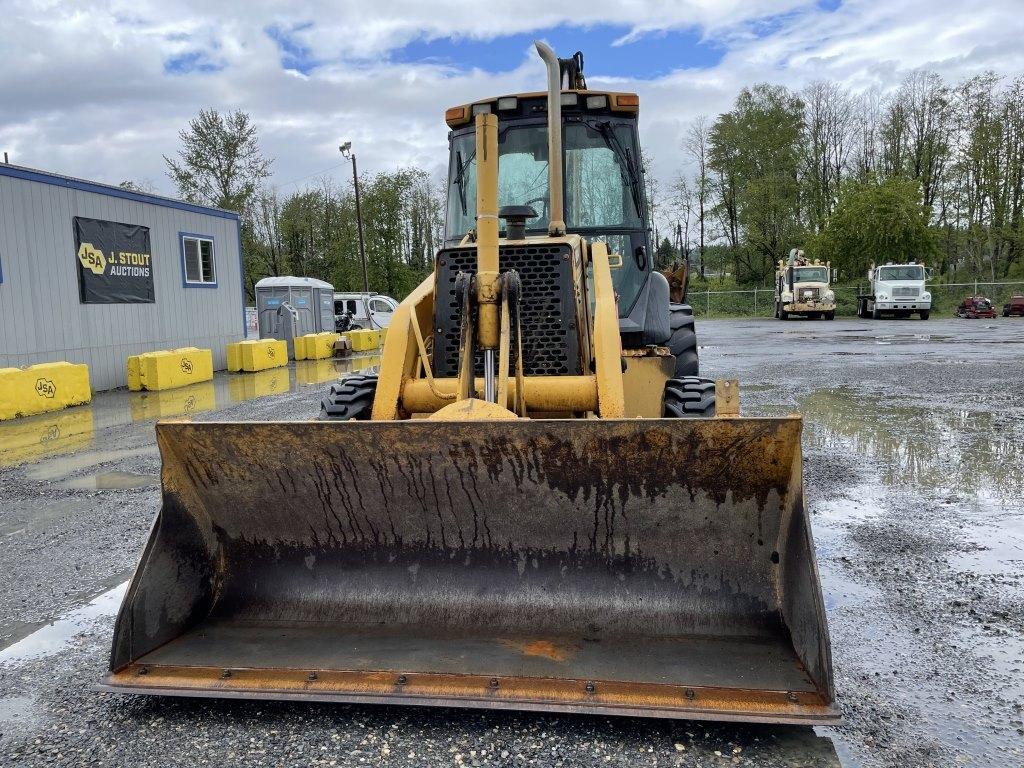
[
  {"left": 774, "top": 250, "right": 836, "bottom": 320},
  {"left": 102, "top": 43, "right": 836, "bottom": 725},
  {"left": 857, "top": 262, "right": 931, "bottom": 319}
]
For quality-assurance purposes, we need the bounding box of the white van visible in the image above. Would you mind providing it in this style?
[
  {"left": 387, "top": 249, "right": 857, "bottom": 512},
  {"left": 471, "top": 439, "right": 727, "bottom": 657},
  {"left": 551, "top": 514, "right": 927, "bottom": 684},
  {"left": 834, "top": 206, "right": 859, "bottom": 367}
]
[{"left": 333, "top": 292, "right": 399, "bottom": 330}]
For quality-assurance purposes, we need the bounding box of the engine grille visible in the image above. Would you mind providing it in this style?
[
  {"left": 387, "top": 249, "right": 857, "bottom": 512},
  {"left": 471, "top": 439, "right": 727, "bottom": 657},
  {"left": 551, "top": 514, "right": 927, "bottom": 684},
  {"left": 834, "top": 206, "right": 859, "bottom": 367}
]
[
  {"left": 798, "top": 286, "right": 822, "bottom": 300},
  {"left": 892, "top": 286, "right": 920, "bottom": 298},
  {"left": 433, "top": 243, "right": 581, "bottom": 378}
]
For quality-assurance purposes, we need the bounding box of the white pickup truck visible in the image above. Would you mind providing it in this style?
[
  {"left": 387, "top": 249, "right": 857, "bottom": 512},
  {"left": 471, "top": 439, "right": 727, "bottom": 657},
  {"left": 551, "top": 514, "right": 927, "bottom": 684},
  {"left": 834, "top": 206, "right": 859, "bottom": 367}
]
[{"left": 857, "top": 262, "right": 932, "bottom": 320}]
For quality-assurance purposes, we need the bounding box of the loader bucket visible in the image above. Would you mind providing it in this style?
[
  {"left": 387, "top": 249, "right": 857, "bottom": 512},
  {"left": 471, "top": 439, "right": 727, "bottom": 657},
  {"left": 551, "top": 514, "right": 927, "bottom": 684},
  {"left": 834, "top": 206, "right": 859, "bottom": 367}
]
[{"left": 102, "top": 416, "right": 836, "bottom": 724}]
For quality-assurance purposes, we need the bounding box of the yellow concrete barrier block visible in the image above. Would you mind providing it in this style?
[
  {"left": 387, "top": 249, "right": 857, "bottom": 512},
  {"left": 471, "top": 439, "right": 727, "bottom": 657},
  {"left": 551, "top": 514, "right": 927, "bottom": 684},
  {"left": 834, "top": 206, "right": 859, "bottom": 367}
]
[
  {"left": 127, "top": 348, "right": 213, "bottom": 391},
  {"left": 0, "top": 362, "right": 91, "bottom": 421},
  {"left": 347, "top": 328, "right": 381, "bottom": 352},
  {"left": 227, "top": 340, "right": 287, "bottom": 372},
  {"left": 296, "top": 332, "right": 341, "bottom": 361}
]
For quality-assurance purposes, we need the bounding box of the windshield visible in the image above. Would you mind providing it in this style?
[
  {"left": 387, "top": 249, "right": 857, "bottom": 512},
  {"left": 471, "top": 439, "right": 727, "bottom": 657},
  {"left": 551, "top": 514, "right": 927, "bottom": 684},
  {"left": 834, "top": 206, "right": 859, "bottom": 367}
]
[
  {"left": 446, "top": 121, "right": 643, "bottom": 237},
  {"left": 878, "top": 265, "right": 924, "bottom": 281},
  {"left": 445, "top": 120, "right": 647, "bottom": 313},
  {"left": 793, "top": 267, "right": 828, "bottom": 283}
]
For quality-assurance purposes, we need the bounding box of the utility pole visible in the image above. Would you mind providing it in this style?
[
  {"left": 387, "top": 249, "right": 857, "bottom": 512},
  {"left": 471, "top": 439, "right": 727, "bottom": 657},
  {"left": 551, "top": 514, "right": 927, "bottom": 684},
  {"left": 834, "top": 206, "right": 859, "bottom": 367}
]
[{"left": 339, "top": 142, "right": 369, "bottom": 294}]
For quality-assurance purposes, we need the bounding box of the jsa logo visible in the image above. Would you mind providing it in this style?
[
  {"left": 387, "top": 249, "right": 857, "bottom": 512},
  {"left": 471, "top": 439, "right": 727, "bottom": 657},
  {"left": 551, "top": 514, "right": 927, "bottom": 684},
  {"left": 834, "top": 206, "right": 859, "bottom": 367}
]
[
  {"left": 77, "top": 243, "right": 107, "bottom": 275},
  {"left": 180, "top": 358, "right": 194, "bottom": 374},
  {"left": 35, "top": 378, "right": 56, "bottom": 398}
]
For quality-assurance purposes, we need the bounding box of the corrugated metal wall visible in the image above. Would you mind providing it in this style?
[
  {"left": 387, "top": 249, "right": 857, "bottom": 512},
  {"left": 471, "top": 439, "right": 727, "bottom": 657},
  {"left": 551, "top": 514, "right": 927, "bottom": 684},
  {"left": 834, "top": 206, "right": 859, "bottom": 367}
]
[{"left": 0, "top": 168, "right": 244, "bottom": 390}]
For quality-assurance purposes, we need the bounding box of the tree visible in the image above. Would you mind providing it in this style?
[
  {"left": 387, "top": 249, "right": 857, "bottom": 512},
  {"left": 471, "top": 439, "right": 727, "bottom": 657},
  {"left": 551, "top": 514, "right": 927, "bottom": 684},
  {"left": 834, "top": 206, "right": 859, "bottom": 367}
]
[
  {"left": 165, "top": 109, "right": 271, "bottom": 214},
  {"left": 812, "top": 177, "right": 935, "bottom": 279},
  {"left": 684, "top": 116, "right": 712, "bottom": 278},
  {"left": 710, "top": 84, "right": 805, "bottom": 283}
]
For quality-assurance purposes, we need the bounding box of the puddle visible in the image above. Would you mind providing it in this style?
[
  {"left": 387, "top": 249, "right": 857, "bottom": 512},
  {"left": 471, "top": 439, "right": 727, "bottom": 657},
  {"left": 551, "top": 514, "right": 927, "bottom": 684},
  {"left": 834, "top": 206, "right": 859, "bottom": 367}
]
[
  {"left": 25, "top": 445, "right": 160, "bottom": 483},
  {"left": 60, "top": 470, "right": 159, "bottom": 490},
  {"left": 0, "top": 355, "right": 383, "bottom": 470},
  {"left": 799, "top": 388, "right": 1024, "bottom": 498},
  {"left": 0, "top": 582, "right": 127, "bottom": 664},
  {"left": 0, "top": 693, "right": 36, "bottom": 725}
]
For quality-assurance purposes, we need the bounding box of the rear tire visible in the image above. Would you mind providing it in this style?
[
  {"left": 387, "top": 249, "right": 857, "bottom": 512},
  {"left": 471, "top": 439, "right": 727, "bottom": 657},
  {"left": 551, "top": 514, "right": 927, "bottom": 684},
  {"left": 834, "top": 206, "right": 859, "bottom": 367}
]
[
  {"left": 319, "top": 373, "right": 378, "bottom": 420},
  {"left": 668, "top": 304, "right": 699, "bottom": 377},
  {"left": 663, "top": 377, "right": 716, "bottom": 418}
]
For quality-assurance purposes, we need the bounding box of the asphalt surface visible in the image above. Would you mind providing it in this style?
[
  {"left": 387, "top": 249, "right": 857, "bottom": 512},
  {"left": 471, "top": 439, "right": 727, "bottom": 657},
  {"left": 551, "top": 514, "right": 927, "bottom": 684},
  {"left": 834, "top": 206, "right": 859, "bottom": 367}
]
[{"left": 1, "top": 317, "right": 1022, "bottom": 767}]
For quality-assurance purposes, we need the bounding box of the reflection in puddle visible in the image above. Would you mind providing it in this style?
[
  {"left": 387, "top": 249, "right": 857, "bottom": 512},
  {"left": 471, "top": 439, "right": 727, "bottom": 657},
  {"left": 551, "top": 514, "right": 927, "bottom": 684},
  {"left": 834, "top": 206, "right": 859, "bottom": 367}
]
[
  {"left": 61, "top": 470, "right": 159, "bottom": 490},
  {"left": 0, "top": 582, "right": 127, "bottom": 664},
  {"left": 799, "top": 388, "right": 1024, "bottom": 499},
  {"left": 0, "top": 354, "right": 383, "bottom": 469}
]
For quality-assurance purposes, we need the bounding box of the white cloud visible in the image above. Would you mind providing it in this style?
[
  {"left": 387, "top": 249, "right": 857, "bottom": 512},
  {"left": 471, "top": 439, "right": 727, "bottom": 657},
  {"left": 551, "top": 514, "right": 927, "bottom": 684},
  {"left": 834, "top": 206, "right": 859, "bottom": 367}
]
[{"left": 1, "top": 0, "right": 1021, "bottom": 206}]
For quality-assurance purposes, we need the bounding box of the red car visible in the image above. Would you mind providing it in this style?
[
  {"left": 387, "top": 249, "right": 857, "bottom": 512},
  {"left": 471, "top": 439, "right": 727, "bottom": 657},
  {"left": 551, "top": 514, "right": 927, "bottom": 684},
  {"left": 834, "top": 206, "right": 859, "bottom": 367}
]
[
  {"left": 1003, "top": 294, "right": 1024, "bottom": 317},
  {"left": 956, "top": 296, "right": 997, "bottom": 319}
]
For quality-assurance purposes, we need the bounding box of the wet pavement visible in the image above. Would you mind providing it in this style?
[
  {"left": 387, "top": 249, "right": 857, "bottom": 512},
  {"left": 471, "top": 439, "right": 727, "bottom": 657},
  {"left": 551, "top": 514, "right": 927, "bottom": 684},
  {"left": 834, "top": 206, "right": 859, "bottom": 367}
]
[{"left": 1, "top": 317, "right": 1022, "bottom": 766}]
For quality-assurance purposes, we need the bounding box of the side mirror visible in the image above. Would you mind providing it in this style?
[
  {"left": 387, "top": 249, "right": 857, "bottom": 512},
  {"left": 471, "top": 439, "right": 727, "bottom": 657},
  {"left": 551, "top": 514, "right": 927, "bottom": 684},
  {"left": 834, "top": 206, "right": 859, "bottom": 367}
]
[
  {"left": 925, "top": 267, "right": 935, "bottom": 279},
  {"left": 831, "top": 268, "right": 838, "bottom": 283}
]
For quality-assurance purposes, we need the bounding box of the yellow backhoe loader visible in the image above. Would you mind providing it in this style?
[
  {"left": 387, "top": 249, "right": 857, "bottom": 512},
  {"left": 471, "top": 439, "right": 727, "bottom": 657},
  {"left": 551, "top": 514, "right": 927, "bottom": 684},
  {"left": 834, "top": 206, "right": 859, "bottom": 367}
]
[{"left": 102, "top": 43, "right": 836, "bottom": 724}]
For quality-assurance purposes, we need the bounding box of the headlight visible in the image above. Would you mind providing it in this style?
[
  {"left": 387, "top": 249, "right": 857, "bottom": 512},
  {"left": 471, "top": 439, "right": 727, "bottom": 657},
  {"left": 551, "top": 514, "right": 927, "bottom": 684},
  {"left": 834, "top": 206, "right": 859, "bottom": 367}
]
[
  {"left": 922, "top": 292, "right": 931, "bottom": 300},
  {"left": 825, "top": 290, "right": 835, "bottom": 301},
  {"left": 877, "top": 293, "right": 888, "bottom": 300},
  {"left": 781, "top": 292, "right": 792, "bottom": 300}
]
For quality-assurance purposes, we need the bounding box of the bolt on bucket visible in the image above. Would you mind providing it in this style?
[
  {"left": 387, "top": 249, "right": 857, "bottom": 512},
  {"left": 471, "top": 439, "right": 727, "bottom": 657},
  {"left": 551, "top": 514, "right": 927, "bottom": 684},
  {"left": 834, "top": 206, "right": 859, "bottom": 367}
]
[{"left": 102, "top": 416, "right": 836, "bottom": 724}]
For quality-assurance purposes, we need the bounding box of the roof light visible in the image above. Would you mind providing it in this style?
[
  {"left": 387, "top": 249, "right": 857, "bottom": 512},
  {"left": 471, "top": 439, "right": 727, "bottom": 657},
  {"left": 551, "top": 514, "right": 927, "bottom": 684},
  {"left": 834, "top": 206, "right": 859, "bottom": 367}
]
[
  {"left": 560, "top": 93, "right": 578, "bottom": 107},
  {"left": 444, "top": 106, "right": 470, "bottom": 127},
  {"left": 497, "top": 97, "right": 518, "bottom": 111},
  {"left": 586, "top": 95, "right": 608, "bottom": 109},
  {"left": 471, "top": 103, "right": 492, "bottom": 115}
]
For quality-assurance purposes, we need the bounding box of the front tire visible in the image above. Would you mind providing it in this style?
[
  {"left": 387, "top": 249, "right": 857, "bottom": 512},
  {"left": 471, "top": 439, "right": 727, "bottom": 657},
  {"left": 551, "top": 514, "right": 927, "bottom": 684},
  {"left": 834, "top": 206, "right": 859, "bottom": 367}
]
[
  {"left": 663, "top": 377, "right": 716, "bottom": 418},
  {"left": 824, "top": 310, "right": 835, "bottom": 320},
  {"left": 319, "top": 373, "right": 378, "bottom": 420},
  {"left": 919, "top": 310, "right": 930, "bottom": 320},
  {"left": 668, "top": 304, "right": 699, "bottom": 377},
  {"left": 871, "top": 305, "right": 881, "bottom": 320}
]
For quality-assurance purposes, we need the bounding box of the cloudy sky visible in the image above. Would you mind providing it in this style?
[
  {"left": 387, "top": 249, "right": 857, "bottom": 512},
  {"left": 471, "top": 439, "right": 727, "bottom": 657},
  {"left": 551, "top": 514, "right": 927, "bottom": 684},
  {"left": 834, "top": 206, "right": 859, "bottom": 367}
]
[{"left": 2, "top": 0, "right": 1022, "bottom": 197}]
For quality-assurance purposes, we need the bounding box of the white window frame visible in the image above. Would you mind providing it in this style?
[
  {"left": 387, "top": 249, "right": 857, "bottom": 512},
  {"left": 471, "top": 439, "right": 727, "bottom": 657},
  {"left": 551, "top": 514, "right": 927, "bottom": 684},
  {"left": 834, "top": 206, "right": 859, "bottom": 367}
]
[{"left": 180, "top": 233, "right": 218, "bottom": 287}]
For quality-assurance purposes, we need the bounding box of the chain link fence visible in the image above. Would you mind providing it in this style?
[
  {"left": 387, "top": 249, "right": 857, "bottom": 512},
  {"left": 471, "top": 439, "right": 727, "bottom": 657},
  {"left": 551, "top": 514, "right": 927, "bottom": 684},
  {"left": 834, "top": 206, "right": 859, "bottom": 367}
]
[{"left": 688, "top": 281, "right": 1024, "bottom": 318}]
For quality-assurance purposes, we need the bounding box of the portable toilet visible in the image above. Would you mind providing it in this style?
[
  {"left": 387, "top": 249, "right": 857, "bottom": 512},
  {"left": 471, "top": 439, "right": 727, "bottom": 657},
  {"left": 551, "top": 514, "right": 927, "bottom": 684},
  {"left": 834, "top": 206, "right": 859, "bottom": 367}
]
[{"left": 255, "top": 276, "right": 335, "bottom": 358}]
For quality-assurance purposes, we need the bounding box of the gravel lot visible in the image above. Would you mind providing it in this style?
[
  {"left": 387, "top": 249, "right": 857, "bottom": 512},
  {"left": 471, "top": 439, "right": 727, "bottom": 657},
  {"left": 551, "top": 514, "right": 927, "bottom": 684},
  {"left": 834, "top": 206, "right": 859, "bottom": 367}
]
[{"left": 1, "top": 317, "right": 1022, "bottom": 767}]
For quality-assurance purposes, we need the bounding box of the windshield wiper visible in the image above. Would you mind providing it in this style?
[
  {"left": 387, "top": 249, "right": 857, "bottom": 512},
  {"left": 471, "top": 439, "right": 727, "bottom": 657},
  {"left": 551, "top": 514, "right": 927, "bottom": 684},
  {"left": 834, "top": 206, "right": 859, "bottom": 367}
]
[
  {"left": 596, "top": 121, "right": 644, "bottom": 218},
  {"left": 453, "top": 149, "right": 473, "bottom": 216}
]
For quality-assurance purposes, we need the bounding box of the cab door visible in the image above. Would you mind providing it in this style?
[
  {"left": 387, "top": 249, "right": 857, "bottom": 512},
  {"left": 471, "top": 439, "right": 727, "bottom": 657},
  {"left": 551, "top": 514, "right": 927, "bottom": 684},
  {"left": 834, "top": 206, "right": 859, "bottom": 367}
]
[{"left": 368, "top": 297, "right": 396, "bottom": 328}]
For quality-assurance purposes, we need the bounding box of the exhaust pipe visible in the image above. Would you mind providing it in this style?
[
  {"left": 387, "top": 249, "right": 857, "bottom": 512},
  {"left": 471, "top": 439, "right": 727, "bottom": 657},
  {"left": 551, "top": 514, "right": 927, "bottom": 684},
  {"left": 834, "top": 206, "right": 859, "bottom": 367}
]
[{"left": 535, "top": 41, "right": 566, "bottom": 237}]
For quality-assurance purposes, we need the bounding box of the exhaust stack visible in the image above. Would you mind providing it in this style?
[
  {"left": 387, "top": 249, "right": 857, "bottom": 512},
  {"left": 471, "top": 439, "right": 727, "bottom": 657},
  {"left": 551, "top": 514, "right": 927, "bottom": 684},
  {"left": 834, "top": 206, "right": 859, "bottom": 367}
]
[{"left": 535, "top": 41, "right": 566, "bottom": 237}]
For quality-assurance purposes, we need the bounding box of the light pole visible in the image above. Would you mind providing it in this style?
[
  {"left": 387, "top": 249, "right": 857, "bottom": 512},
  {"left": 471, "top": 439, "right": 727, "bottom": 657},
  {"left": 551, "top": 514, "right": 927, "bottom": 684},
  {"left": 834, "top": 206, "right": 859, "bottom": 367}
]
[{"left": 339, "top": 141, "right": 369, "bottom": 294}]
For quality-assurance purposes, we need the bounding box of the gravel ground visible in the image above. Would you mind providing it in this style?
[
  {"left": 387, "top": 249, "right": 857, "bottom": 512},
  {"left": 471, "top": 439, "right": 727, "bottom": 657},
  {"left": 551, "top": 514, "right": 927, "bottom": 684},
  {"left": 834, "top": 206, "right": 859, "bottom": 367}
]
[{"left": 1, "top": 317, "right": 1022, "bottom": 767}]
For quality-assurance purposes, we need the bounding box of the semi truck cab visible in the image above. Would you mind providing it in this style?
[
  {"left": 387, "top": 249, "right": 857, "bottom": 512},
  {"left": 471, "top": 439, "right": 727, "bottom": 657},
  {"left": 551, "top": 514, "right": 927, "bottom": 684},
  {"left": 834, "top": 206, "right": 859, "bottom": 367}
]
[{"left": 858, "top": 263, "right": 931, "bottom": 320}]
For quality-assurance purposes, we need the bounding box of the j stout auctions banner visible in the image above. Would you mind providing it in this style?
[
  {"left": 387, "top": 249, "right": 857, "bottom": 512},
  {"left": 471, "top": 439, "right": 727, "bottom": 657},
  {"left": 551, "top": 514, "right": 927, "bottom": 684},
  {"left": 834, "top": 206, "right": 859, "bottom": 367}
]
[{"left": 74, "top": 216, "right": 155, "bottom": 304}]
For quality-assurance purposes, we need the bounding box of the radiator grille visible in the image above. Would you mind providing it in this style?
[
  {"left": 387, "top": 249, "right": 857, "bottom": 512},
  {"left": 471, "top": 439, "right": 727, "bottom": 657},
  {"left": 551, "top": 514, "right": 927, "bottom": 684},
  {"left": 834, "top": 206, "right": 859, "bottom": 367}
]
[
  {"left": 433, "top": 244, "right": 580, "bottom": 378},
  {"left": 798, "top": 286, "right": 822, "bottom": 300},
  {"left": 892, "top": 286, "right": 920, "bottom": 298}
]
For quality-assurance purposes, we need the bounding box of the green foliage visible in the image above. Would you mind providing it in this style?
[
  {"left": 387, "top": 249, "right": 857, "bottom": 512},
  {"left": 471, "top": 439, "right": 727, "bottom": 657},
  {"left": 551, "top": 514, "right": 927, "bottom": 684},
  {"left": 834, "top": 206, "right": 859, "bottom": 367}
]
[
  {"left": 811, "top": 177, "right": 935, "bottom": 279},
  {"left": 165, "top": 109, "right": 271, "bottom": 213},
  {"left": 709, "top": 84, "right": 806, "bottom": 283}
]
